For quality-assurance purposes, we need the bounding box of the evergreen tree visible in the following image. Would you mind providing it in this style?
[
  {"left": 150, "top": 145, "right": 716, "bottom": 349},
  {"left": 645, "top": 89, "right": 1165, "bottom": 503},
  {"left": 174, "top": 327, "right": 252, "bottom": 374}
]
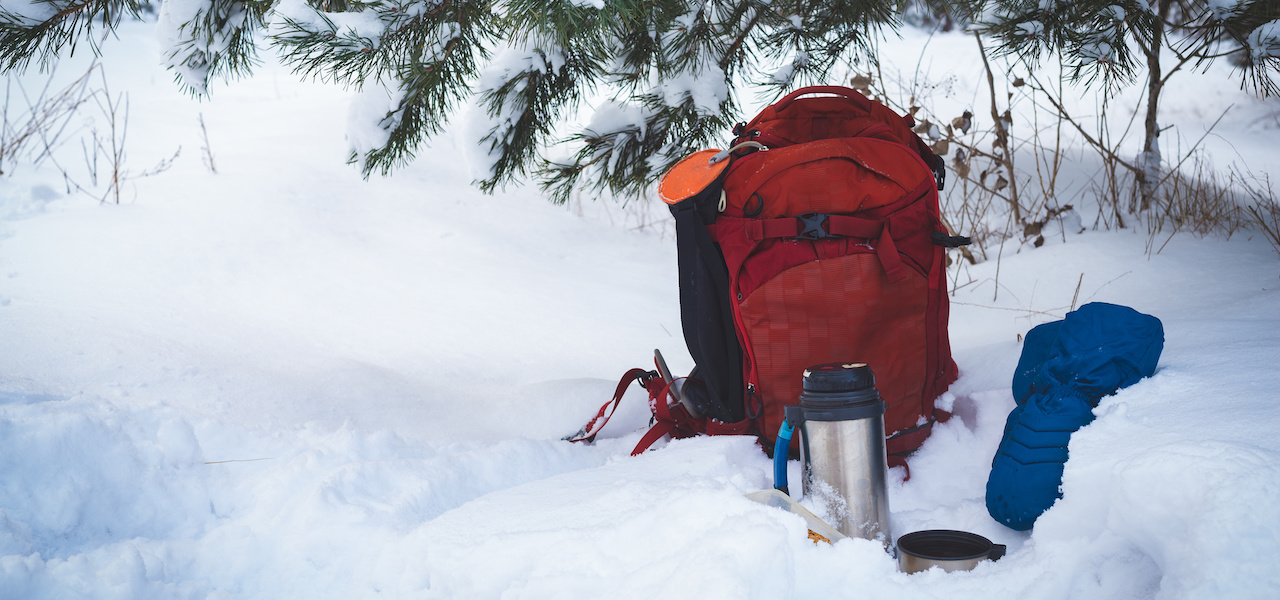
[
  {"left": 0, "top": 0, "right": 903, "bottom": 202},
  {"left": 964, "top": 0, "right": 1280, "bottom": 207}
]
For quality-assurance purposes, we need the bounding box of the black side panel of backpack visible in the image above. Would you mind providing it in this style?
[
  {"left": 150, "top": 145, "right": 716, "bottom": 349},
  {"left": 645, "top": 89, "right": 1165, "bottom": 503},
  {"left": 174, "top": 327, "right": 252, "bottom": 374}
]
[{"left": 669, "top": 185, "right": 745, "bottom": 424}]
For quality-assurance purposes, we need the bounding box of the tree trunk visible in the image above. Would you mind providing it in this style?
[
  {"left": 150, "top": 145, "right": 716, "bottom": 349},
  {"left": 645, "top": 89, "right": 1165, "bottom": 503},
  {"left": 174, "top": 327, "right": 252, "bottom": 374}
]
[{"left": 1137, "top": 0, "right": 1172, "bottom": 211}]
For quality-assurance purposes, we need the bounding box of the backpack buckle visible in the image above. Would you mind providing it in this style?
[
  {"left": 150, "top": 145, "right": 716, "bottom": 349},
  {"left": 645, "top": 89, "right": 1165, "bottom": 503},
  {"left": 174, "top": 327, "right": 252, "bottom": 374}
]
[
  {"left": 933, "top": 154, "right": 947, "bottom": 191},
  {"left": 795, "top": 213, "right": 836, "bottom": 240}
]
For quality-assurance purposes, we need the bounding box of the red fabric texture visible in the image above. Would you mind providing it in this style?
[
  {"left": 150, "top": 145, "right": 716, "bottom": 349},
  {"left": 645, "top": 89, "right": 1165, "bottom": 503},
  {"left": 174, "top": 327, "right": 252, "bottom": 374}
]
[
  {"left": 722, "top": 138, "right": 933, "bottom": 219},
  {"left": 736, "top": 253, "right": 930, "bottom": 448}
]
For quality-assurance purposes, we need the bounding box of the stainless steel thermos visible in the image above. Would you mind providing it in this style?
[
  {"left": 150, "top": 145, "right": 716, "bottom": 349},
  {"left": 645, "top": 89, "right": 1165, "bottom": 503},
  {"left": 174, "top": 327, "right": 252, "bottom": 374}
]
[
  {"left": 783, "top": 362, "right": 892, "bottom": 543},
  {"left": 771, "top": 364, "right": 1007, "bottom": 571}
]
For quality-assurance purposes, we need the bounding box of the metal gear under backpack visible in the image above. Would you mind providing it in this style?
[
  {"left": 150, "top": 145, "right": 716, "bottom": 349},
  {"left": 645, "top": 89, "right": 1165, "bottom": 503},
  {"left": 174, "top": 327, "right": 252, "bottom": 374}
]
[{"left": 571, "top": 86, "right": 964, "bottom": 467}]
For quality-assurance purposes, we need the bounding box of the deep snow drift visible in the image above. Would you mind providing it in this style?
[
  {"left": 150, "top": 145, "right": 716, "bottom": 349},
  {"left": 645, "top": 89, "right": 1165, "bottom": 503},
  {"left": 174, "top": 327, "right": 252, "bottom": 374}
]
[{"left": 1, "top": 22, "right": 1278, "bottom": 600}]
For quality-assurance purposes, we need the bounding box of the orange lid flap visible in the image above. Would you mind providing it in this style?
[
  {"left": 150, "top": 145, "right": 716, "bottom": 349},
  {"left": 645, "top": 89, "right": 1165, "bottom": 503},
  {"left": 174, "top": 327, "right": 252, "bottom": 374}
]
[{"left": 658, "top": 149, "right": 727, "bottom": 205}]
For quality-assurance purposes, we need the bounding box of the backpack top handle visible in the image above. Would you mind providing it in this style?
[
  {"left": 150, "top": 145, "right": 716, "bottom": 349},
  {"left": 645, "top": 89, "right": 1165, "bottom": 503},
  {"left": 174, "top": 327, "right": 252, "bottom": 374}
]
[{"left": 768, "top": 86, "right": 873, "bottom": 115}]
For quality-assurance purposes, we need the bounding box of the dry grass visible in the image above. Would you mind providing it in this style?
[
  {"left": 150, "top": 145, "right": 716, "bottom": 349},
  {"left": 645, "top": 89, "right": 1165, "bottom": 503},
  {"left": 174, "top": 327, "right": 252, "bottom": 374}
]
[
  {"left": 3, "top": 61, "right": 180, "bottom": 204},
  {"left": 1240, "top": 171, "right": 1280, "bottom": 259},
  {"left": 1144, "top": 156, "right": 1248, "bottom": 250},
  {"left": 1, "top": 63, "right": 96, "bottom": 176}
]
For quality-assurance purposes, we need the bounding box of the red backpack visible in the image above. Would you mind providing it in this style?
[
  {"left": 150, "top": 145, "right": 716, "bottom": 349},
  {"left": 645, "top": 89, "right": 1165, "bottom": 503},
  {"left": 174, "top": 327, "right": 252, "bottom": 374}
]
[{"left": 570, "top": 86, "right": 964, "bottom": 466}]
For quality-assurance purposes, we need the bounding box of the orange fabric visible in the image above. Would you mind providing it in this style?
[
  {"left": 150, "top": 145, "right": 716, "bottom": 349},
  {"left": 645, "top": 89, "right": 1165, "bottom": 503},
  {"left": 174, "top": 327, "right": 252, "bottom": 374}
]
[{"left": 658, "top": 149, "right": 727, "bottom": 205}]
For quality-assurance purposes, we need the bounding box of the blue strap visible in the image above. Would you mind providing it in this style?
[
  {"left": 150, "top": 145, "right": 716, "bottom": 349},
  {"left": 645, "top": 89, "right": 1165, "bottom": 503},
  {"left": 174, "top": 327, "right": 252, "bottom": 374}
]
[{"left": 773, "top": 419, "right": 795, "bottom": 494}]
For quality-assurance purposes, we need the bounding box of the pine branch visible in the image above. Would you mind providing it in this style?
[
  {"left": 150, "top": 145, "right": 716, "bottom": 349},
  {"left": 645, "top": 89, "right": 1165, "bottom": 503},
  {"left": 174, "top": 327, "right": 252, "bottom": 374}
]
[
  {"left": 161, "top": 0, "right": 272, "bottom": 95},
  {"left": 349, "top": 0, "right": 496, "bottom": 176},
  {"left": 538, "top": 93, "right": 734, "bottom": 204},
  {"left": 718, "top": 0, "right": 766, "bottom": 75},
  {"left": 504, "top": 0, "right": 609, "bottom": 51},
  {"left": 474, "top": 40, "right": 603, "bottom": 192},
  {"left": 0, "top": 0, "right": 143, "bottom": 73},
  {"left": 271, "top": 12, "right": 385, "bottom": 86},
  {"left": 756, "top": 0, "right": 893, "bottom": 93}
]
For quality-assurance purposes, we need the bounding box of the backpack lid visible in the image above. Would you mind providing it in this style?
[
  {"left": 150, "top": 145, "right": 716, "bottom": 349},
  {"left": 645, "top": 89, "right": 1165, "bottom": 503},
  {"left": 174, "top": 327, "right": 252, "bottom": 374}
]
[{"left": 659, "top": 149, "right": 728, "bottom": 205}]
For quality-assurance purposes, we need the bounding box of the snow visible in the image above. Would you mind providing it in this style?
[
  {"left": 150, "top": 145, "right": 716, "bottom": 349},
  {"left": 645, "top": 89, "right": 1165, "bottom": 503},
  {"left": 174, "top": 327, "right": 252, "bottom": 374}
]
[
  {"left": 2, "top": 20, "right": 1279, "bottom": 600},
  {"left": 1207, "top": 0, "right": 1250, "bottom": 21},
  {"left": 1247, "top": 19, "right": 1280, "bottom": 62},
  {"left": 0, "top": 0, "right": 55, "bottom": 23},
  {"left": 658, "top": 65, "right": 729, "bottom": 116},
  {"left": 270, "top": 0, "right": 387, "bottom": 44},
  {"left": 1016, "top": 21, "right": 1044, "bottom": 38},
  {"left": 346, "top": 80, "right": 406, "bottom": 166},
  {"left": 584, "top": 101, "right": 649, "bottom": 141}
]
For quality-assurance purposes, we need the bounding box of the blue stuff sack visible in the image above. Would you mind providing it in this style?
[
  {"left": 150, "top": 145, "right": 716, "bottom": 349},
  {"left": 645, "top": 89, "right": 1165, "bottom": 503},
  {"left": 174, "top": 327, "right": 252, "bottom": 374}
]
[{"left": 986, "top": 302, "right": 1164, "bottom": 530}]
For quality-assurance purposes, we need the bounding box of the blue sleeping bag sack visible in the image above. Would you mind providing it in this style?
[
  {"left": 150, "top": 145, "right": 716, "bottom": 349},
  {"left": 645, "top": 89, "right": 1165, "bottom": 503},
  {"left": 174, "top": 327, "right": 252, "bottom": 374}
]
[{"left": 986, "top": 302, "right": 1164, "bottom": 530}]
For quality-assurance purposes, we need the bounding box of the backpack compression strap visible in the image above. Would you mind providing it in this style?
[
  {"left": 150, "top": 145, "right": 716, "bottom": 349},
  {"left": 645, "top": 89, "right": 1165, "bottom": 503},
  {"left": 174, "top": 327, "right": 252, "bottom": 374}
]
[
  {"left": 564, "top": 367, "right": 708, "bottom": 453},
  {"left": 568, "top": 367, "right": 756, "bottom": 454},
  {"left": 742, "top": 213, "right": 906, "bottom": 282},
  {"left": 563, "top": 368, "right": 656, "bottom": 443}
]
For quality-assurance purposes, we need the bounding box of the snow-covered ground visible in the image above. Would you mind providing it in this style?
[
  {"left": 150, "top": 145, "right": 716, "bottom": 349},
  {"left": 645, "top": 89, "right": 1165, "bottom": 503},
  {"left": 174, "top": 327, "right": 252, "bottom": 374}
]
[{"left": 1, "top": 21, "right": 1278, "bottom": 600}]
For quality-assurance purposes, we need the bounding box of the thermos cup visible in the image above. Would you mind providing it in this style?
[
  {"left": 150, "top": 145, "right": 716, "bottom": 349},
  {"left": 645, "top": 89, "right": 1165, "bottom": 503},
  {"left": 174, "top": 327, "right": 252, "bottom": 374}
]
[{"left": 896, "top": 530, "right": 1007, "bottom": 573}]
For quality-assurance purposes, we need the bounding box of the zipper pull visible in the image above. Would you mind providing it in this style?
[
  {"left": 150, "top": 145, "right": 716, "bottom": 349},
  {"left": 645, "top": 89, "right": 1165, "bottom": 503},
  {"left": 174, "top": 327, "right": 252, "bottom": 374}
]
[{"left": 746, "top": 384, "right": 764, "bottom": 419}]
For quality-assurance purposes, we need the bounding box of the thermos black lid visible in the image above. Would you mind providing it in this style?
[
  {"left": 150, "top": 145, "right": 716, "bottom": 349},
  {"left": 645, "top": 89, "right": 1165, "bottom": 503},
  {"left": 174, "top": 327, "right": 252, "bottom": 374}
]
[
  {"left": 797, "top": 363, "right": 885, "bottom": 421},
  {"left": 802, "top": 363, "right": 876, "bottom": 393}
]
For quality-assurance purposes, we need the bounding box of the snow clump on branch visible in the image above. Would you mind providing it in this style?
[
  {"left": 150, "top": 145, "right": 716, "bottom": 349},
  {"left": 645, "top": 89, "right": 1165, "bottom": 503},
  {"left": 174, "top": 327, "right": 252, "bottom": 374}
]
[
  {"left": 158, "top": 0, "right": 248, "bottom": 95},
  {"left": 347, "top": 81, "right": 408, "bottom": 168},
  {"left": 1248, "top": 19, "right": 1280, "bottom": 62}
]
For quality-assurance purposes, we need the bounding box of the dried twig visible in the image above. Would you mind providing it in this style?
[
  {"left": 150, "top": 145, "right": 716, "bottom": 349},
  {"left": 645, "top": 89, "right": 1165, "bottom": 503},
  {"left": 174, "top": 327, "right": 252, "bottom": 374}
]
[{"left": 199, "top": 112, "right": 217, "bottom": 174}]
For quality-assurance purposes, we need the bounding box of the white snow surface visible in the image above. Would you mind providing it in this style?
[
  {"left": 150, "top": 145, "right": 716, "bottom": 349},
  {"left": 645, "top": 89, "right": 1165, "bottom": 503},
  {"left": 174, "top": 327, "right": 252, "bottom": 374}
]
[{"left": 1, "top": 23, "right": 1279, "bottom": 600}]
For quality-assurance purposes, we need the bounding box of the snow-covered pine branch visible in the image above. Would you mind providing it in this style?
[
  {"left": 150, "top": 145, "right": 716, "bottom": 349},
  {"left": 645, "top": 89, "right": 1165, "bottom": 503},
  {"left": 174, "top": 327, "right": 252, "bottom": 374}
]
[
  {"left": 0, "top": 0, "right": 910, "bottom": 199},
  {"left": 970, "top": 0, "right": 1279, "bottom": 94},
  {"left": 1241, "top": 16, "right": 1280, "bottom": 96},
  {"left": 159, "top": 0, "right": 268, "bottom": 95},
  {"left": 759, "top": 0, "right": 894, "bottom": 92},
  {"left": 0, "top": 0, "right": 143, "bottom": 72},
  {"left": 536, "top": 0, "right": 736, "bottom": 203},
  {"left": 539, "top": 74, "right": 735, "bottom": 204},
  {"left": 266, "top": 0, "right": 495, "bottom": 176},
  {"left": 475, "top": 42, "right": 588, "bottom": 192}
]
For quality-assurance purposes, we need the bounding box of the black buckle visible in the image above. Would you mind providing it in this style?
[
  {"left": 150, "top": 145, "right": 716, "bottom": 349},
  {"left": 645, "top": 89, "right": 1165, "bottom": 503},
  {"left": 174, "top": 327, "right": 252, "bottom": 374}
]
[
  {"left": 933, "top": 154, "right": 946, "bottom": 191},
  {"left": 636, "top": 370, "right": 659, "bottom": 387},
  {"left": 795, "top": 213, "right": 835, "bottom": 240},
  {"left": 931, "top": 231, "right": 972, "bottom": 247}
]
